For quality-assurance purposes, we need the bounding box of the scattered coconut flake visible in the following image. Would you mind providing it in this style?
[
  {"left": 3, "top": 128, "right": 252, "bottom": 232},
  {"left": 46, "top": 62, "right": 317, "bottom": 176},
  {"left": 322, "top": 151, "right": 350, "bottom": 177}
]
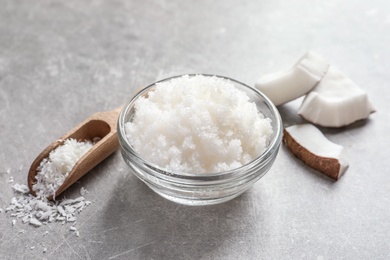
[
  {"left": 8, "top": 176, "right": 14, "bottom": 183},
  {"left": 19, "top": 165, "right": 23, "bottom": 171},
  {"left": 67, "top": 216, "right": 76, "bottom": 222},
  {"left": 32, "top": 138, "right": 93, "bottom": 198},
  {"left": 5, "top": 183, "right": 92, "bottom": 233},
  {"left": 30, "top": 246, "right": 35, "bottom": 250},
  {"left": 60, "top": 197, "right": 85, "bottom": 205},
  {"left": 12, "top": 183, "right": 30, "bottom": 194},
  {"left": 57, "top": 205, "right": 66, "bottom": 216},
  {"left": 5, "top": 206, "right": 15, "bottom": 212},
  {"left": 74, "top": 201, "right": 85, "bottom": 209},
  {"left": 36, "top": 200, "right": 50, "bottom": 211},
  {"left": 43, "top": 248, "right": 47, "bottom": 253},
  {"left": 22, "top": 215, "right": 30, "bottom": 223},
  {"left": 19, "top": 229, "right": 26, "bottom": 234},
  {"left": 70, "top": 226, "right": 77, "bottom": 231},
  {"left": 12, "top": 219, "right": 16, "bottom": 226},
  {"left": 7, "top": 168, "right": 11, "bottom": 174},
  {"left": 38, "top": 210, "right": 52, "bottom": 220},
  {"left": 0, "top": 208, "right": 2, "bottom": 213},
  {"left": 80, "top": 187, "right": 88, "bottom": 196},
  {"left": 64, "top": 205, "right": 76, "bottom": 214},
  {"left": 30, "top": 217, "right": 42, "bottom": 227},
  {"left": 44, "top": 231, "right": 49, "bottom": 236},
  {"left": 76, "top": 231, "right": 80, "bottom": 237}
]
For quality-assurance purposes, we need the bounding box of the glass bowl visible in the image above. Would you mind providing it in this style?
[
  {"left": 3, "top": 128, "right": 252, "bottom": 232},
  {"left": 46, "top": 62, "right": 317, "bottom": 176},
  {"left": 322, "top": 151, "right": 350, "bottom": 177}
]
[{"left": 117, "top": 74, "right": 283, "bottom": 206}]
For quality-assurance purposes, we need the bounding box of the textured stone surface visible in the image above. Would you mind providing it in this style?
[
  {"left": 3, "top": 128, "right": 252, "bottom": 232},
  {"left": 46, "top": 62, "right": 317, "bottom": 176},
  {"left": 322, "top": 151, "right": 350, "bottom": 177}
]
[{"left": 0, "top": 0, "right": 389, "bottom": 259}]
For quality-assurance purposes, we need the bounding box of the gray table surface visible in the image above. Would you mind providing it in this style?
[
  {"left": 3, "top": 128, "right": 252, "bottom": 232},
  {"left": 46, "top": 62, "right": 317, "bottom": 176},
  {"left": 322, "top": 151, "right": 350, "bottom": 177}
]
[{"left": 0, "top": 0, "right": 389, "bottom": 259}]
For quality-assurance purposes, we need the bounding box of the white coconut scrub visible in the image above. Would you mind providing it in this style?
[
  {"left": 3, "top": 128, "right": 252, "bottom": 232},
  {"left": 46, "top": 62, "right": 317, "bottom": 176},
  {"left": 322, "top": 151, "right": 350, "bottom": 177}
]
[{"left": 125, "top": 75, "right": 274, "bottom": 173}]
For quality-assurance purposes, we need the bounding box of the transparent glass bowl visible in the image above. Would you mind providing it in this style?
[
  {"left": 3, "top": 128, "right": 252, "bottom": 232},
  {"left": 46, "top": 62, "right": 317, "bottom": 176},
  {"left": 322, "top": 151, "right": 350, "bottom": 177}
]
[{"left": 118, "top": 75, "right": 283, "bottom": 206}]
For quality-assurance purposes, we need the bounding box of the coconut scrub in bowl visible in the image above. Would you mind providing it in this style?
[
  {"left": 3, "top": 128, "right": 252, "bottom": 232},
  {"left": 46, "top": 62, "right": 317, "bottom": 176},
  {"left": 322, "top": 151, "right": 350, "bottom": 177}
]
[{"left": 118, "top": 74, "right": 282, "bottom": 205}]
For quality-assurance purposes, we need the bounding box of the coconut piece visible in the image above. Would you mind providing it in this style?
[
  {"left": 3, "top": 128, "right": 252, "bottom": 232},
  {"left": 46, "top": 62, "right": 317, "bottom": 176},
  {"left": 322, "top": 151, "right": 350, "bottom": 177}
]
[
  {"left": 298, "top": 65, "right": 375, "bottom": 127},
  {"left": 29, "top": 217, "right": 43, "bottom": 227},
  {"left": 283, "top": 124, "right": 348, "bottom": 180},
  {"left": 255, "top": 51, "right": 329, "bottom": 106}
]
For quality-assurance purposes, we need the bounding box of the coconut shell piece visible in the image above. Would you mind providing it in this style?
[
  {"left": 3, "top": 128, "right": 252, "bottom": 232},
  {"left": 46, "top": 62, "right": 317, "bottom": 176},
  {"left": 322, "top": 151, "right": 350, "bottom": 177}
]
[{"left": 283, "top": 124, "right": 349, "bottom": 180}]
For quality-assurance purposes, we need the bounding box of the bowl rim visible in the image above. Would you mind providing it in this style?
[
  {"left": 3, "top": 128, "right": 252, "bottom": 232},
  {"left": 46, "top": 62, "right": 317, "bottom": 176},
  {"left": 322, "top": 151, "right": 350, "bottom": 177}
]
[{"left": 117, "top": 74, "right": 283, "bottom": 178}]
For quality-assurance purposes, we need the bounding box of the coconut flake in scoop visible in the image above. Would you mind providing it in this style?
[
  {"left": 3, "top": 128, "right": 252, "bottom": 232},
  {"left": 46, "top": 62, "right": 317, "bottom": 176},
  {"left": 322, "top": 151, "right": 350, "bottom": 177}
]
[
  {"left": 255, "top": 51, "right": 329, "bottom": 106},
  {"left": 298, "top": 65, "right": 375, "bottom": 127},
  {"left": 32, "top": 138, "right": 93, "bottom": 199}
]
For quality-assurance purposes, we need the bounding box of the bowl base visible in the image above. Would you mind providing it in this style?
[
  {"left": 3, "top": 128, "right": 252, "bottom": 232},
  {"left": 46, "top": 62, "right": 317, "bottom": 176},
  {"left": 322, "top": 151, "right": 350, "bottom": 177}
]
[{"left": 148, "top": 185, "right": 246, "bottom": 206}]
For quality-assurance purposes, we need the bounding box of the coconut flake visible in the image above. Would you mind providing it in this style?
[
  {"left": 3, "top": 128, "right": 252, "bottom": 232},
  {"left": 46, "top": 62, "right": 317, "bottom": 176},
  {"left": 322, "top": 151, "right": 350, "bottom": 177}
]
[
  {"left": 56, "top": 205, "right": 66, "bottom": 216},
  {"left": 64, "top": 205, "right": 76, "bottom": 214},
  {"left": 5, "top": 206, "right": 15, "bottom": 212},
  {"left": 32, "top": 138, "right": 93, "bottom": 198},
  {"left": 12, "top": 183, "right": 30, "bottom": 194},
  {"left": 80, "top": 187, "right": 88, "bottom": 196},
  {"left": 5, "top": 182, "right": 92, "bottom": 234},
  {"left": 22, "top": 215, "right": 30, "bottom": 223},
  {"left": 38, "top": 210, "right": 52, "bottom": 220},
  {"left": 67, "top": 216, "right": 76, "bottom": 222},
  {"left": 60, "top": 197, "right": 85, "bottom": 205},
  {"left": 70, "top": 226, "right": 77, "bottom": 231},
  {"left": 30, "top": 217, "right": 42, "bottom": 227}
]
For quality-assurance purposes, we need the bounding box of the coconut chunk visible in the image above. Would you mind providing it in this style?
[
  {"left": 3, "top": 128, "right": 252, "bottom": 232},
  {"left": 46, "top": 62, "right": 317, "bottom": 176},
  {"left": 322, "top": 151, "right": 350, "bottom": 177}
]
[
  {"left": 283, "top": 124, "right": 348, "bottom": 180},
  {"left": 298, "top": 66, "right": 375, "bottom": 127},
  {"left": 255, "top": 51, "right": 329, "bottom": 106},
  {"left": 29, "top": 217, "right": 43, "bottom": 227}
]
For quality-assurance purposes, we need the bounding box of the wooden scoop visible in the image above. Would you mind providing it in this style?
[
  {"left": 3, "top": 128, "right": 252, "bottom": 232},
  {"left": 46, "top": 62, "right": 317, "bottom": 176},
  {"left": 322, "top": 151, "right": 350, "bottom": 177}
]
[{"left": 27, "top": 107, "right": 122, "bottom": 199}]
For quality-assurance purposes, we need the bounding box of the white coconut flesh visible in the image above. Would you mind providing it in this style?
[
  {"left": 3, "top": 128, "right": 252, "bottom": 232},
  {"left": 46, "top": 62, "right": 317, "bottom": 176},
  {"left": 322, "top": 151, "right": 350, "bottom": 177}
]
[
  {"left": 298, "top": 66, "right": 375, "bottom": 127},
  {"left": 255, "top": 51, "right": 329, "bottom": 106}
]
